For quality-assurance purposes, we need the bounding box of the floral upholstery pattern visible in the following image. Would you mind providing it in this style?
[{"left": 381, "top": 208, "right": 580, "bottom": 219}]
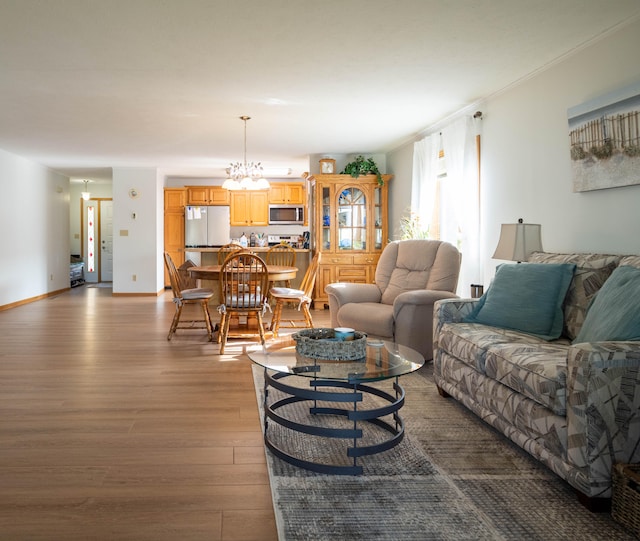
[{"left": 433, "top": 252, "right": 640, "bottom": 500}]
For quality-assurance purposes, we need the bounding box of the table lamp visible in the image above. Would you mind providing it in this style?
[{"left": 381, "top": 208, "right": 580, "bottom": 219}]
[{"left": 492, "top": 219, "right": 543, "bottom": 263}]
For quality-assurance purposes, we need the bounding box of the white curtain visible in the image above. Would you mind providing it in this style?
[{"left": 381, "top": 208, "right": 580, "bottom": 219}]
[
  {"left": 411, "top": 135, "right": 439, "bottom": 231},
  {"left": 412, "top": 115, "right": 482, "bottom": 296}
]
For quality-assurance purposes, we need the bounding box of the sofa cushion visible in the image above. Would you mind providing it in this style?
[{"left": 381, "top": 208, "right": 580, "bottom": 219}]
[
  {"left": 574, "top": 266, "right": 640, "bottom": 344},
  {"left": 463, "top": 263, "right": 576, "bottom": 340},
  {"left": 439, "top": 322, "right": 547, "bottom": 373},
  {"left": 485, "top": 341, "right": 570, "bottom": 416},
  {"left": 435, "top": 354, "right": 568, "bottom": 458},
  {"left": 338, "top": 302, "right": 394, "bottom": 338},
  {"left": 528, "top": 252, "right": 621, "bottom": 340}
]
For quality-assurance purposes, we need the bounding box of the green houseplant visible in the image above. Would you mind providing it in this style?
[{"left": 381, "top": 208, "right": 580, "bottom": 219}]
[
  {"left": 399, "top": 210, "right": 429, "bottom": 240},
  {"left": 341, "top": 155, "right": 384, "bottom": 186}
]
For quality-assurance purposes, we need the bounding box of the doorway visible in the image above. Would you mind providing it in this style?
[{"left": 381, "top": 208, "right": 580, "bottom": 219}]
[{"left": 82, "top": 198, "right": 114, "bottom": 283}]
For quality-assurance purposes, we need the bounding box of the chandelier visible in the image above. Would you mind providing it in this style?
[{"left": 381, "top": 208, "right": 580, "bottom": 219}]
[
  {"left": 81, "top": 179, "right": 91, "bottom": 201},
  {"left": 222, "top": 116, "right": 270, "bottom": 190}
]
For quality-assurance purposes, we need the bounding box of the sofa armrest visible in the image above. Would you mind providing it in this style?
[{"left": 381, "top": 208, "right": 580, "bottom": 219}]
[
  {"left": 433, "top": 298, "right": 479, "bottom": 347},
  {"left": 325, "top": 283, "right": 382, "bottom": 328},
  {"left": 566, "top": 341, "right": 640, "bottom": 498}
]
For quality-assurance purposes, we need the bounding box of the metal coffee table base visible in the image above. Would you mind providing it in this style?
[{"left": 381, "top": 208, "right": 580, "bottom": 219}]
[{"left": 263, "top": 369, "right": 406, "bottom": 475}]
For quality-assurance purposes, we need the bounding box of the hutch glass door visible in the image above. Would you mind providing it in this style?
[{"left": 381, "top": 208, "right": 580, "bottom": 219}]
[{"left": 338, "top": 187, "right": 366, "bottom": 251}]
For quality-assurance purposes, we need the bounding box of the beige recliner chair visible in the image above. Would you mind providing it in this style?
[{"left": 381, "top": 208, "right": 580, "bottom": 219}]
[{"left": 325, "top": 239, "right": 461, "bottom": 360}]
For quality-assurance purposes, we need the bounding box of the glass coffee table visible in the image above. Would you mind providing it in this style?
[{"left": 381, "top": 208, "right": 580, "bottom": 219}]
[{"left": 248, "top": 335, "right": 425, "bottom": 475}]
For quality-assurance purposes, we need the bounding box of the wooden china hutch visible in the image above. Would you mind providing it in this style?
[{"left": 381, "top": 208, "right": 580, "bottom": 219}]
[{"left": 311, "top": 174, "right": 392, "bottom": 308}]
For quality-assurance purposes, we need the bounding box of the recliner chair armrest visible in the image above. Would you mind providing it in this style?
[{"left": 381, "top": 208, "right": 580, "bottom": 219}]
[
  {"left": 392, "top": 289, "right": 459, "bottom": 316},
  {"left": 325, "top": 283, "right": 382, "bottom": 327},
  {"left": 391, "top": 289, "right": 459, "bottom": 361},
  {"left": 325, "top": 283, "right": 382, "bottom": 305}
]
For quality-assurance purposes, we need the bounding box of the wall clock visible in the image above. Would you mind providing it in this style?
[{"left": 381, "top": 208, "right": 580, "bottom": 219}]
[{"left": 319, "top": 158, "right": 336, "bottom": 174}]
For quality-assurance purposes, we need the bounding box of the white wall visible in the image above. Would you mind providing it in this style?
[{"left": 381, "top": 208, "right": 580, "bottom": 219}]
[
  {"left": 112, "top": 168, "right": 164, "bottom": 294},
  {"left": 0, "top": 148, "right": 70, "bottom": 307},
  {"left": 480, "top": 18, "right": 640, "bottom": 284},
  {"left": 387, "top": 18, "right": 640, "bottom": 289}
]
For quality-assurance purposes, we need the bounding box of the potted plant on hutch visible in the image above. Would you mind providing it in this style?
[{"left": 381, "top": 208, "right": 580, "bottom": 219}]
[{"left": 341, "top": 155, "right": 384, "bottom": 186}]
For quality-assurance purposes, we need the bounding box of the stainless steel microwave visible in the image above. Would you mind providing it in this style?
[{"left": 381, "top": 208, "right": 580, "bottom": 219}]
[{"left": 268, "top": 205, "right": 304, "bottom": 225}]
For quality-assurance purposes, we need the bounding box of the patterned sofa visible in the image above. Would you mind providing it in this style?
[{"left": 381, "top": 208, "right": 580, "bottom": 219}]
[{"left": 433, "top": 252, "right": 640, "bottom": 509}]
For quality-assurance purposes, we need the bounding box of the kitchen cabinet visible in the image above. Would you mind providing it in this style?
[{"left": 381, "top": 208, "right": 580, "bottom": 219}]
[
  {"left": 230, "top": 190, "right": 269, "bottom": 226},
  {"left": 165, "top": 188, "right": 187, "bottom": 210},
  {"left": 186, "top": 186, "right": 229, "bottom": 205},
  {"left": 163, "top": 188, "right": 187, "bottom": 286},
  {"left": 268, "top": 182, "right": 305, "bottom": 204},
  {"left": 312, "top": 174, "right": 391, "bottom": 307}
]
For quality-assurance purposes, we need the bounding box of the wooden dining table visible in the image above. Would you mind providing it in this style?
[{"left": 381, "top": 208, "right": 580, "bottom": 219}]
[
  {"left": 187, "top": 264, "right": 298, "bottom": 339},
  {"left": 187, "top": 264, "right": 298, "bottom": 284}
]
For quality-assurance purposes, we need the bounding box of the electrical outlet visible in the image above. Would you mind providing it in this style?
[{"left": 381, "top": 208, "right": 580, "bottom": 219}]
[{"left": 132, "top": 274, "right": 137, "bottom": 282}]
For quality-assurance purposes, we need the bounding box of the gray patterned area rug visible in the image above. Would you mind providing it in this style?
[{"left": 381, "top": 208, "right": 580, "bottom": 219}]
[{"left": 252, "top": 363, "right": 636, "bottom": 541}]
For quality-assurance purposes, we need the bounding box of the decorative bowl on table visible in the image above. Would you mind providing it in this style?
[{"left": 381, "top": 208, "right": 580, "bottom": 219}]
[{"left": 292, "top": 328, "right": 367, "bottom": 361}]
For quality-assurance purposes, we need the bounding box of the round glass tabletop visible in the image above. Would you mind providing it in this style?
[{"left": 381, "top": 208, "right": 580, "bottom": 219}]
[{"left": 248, "top": 336, "right": 425, "bottom": 383}]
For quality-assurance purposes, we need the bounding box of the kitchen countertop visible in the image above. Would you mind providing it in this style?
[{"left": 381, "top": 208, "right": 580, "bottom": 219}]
[{"left": 184, "top": 247, "right": 309, "bottom": 252}]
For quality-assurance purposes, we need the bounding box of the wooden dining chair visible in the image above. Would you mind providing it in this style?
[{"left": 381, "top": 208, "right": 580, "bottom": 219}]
[
  {"left": 266, "top": 243, "right": 296, "bottom": 287},
  {"left": 217, "top": 252, "right": 270, "bottom": 354},
  {"left": 217, "top": 243, "right": 244, "bottom": 265},
  {"left": 269, "top": 252, "right": 321, "bottom": 337},
  {"left": 177, "top": 259, "right": 198, "bottom": 289},
  {"left": 163, "top": 252, "right": 215, "bottom": 341}
]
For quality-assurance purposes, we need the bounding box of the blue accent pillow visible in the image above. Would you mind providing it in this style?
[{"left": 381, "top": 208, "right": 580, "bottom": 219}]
[
  {"left": 463, "top": 263, "right": 576, "bottom": 340},
  {"left": 573, "top": 265, "right": 640, "bottom": 344}
]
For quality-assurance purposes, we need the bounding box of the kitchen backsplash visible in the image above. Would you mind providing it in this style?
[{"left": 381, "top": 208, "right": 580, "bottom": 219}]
[{"left": 229, "top": 224, "right": 307, "bottom": 242}]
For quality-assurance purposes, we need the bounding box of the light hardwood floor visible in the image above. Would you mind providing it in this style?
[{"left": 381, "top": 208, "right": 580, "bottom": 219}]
[{"left": 0, "top": 285, "right": 330, "bottom": 540}]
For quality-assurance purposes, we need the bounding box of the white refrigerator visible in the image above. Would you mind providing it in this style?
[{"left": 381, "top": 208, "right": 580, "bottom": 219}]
[{"left": 184, "top": 206, "right": 231, "bottom": 248}]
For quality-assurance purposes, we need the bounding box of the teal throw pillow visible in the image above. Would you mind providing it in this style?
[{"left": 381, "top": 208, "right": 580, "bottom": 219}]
[
  {"left": 573, "top": 266, "right": 640, "bottom": 344},
  {"left": 464, "top": 263, "right": 576, "bottom": 340}
]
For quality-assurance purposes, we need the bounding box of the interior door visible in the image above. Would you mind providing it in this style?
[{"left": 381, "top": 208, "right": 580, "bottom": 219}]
[
  {"left": 100, "top": 200, "right": 113, "bottom": 281},
  {"left": 82, "top": 198, "right": 113, "bottom": 283},
  {"left": 83, "top": 199, "right": 98, "bottom": 283}
]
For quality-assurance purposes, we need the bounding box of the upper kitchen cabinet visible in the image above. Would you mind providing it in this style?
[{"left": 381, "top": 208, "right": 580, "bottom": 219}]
[
  {"left": 268, "top": 182, "right": 305, "bottom": 205},
  {"left": 230, "top": 190, "right": 269, "bottom": 226},
  {"left": 187, "top": 186, "right": 229, "bottom": 205},
  {"left": 165, "top": 187, "right": 186, "bottom": 210},
  {"left": 312, "top": 174, "right": 391, "bottom": 307}
]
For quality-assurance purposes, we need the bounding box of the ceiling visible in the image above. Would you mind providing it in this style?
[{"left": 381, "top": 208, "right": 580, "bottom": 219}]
[{"left": 1, "top": 1, "right": 639, "bottom": 184}]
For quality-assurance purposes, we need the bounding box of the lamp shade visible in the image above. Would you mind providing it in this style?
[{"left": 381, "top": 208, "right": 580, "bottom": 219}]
[{"left": 492, "top": 222, "right": 543, "bottom": 262}]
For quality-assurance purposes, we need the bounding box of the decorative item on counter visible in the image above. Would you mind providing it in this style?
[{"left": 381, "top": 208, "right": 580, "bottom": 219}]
[
  {"left": 293, "top": 328, "right": 366, "bottom": 361},
  {"left": 239, "top": 232, "right": 248, "bottom": 248},
  {"left": 255, "top": 233, "right": 267, "bottom": 247},
  {"left": 250, "top": 232, "right": 256, "bottom": 247}
]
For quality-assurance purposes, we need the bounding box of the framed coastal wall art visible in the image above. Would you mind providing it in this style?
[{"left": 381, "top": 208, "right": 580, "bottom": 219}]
[{"left": 568, "top": 80, "right": 640, "bottom": 192}]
